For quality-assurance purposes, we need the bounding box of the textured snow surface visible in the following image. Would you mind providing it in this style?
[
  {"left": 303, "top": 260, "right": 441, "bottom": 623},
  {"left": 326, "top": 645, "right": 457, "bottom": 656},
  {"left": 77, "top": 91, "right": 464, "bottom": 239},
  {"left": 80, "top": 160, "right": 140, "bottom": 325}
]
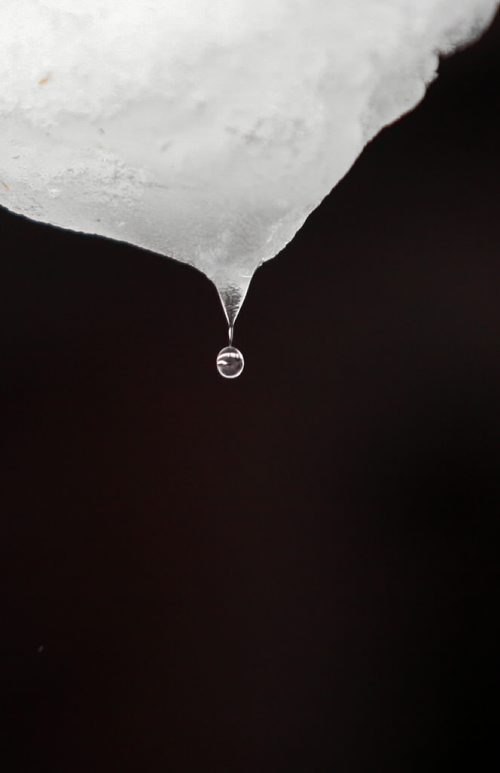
[{"left": 0, "top": 0, "right": 498, "bottom": 317}]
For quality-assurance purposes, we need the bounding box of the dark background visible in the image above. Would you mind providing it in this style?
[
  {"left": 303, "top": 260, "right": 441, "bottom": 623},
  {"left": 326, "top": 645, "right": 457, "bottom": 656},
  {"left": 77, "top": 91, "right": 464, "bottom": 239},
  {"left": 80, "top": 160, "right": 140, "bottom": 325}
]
[{"left": 0, "top": 14, "right": 499, "bottom": 773}]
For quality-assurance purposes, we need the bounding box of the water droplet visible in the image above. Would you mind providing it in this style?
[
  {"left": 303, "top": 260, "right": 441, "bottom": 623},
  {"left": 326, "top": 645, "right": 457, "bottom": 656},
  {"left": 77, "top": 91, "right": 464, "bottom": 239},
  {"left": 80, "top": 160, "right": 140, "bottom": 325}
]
[{"left": 216, "top": 346, "right": 244, "bottom": 379}]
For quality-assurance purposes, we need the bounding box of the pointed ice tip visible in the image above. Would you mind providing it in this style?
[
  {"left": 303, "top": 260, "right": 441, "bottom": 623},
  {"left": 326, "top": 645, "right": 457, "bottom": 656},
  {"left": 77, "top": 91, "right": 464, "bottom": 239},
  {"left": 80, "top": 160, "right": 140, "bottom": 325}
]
[{"left": 218, "top": 283, "right": 245, "bottom": 328}]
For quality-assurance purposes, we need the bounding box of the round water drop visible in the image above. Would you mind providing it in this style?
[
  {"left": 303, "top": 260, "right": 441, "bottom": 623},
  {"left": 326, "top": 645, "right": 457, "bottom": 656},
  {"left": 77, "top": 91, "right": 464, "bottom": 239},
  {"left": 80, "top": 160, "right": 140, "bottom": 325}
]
[{"left": 216, "top": 346, "right": 244, "bottom": 379}]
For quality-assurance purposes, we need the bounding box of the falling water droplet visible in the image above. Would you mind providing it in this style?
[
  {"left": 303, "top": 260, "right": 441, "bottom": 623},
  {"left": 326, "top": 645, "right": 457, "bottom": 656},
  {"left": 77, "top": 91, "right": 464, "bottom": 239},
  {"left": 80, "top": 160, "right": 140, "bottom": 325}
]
[{"left": 216, "top": 346, "right": 244, "bottom": 379}]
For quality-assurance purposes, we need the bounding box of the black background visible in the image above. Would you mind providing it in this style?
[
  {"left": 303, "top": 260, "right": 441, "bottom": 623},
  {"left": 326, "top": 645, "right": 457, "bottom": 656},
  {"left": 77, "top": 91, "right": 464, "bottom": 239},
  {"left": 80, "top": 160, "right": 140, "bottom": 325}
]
[{"left": 1, "top": 14, "right": 499, "bottom": 773}]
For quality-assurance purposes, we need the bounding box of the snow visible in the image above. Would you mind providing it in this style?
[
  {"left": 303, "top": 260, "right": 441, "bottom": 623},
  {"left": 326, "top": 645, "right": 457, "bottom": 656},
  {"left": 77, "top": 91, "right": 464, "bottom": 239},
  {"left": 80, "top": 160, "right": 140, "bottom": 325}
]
[{"left": 0, "top": 1, "right": 498, "bottom": 321}]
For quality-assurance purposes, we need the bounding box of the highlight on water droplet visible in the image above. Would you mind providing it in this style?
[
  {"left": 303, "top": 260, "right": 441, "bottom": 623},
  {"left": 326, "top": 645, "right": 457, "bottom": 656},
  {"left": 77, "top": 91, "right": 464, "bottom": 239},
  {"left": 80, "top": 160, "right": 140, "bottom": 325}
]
[{"left": 216, "top": 346, "right": 244, "bottom": 379}]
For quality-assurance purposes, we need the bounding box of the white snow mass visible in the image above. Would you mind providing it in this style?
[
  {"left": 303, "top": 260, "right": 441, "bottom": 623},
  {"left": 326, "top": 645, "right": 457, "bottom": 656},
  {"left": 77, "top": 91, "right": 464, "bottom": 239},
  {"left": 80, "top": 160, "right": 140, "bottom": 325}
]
[{"left": 0, "top": 0, "right": 498, "bottom": 321}]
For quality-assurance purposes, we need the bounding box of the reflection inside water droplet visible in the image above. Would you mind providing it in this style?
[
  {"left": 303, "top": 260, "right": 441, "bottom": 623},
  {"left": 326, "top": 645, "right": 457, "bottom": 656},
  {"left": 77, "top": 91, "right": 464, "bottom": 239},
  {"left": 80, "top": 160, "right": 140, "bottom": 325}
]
[{"left": 216, "top": 346, "right": 244, "bottom": 379}]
